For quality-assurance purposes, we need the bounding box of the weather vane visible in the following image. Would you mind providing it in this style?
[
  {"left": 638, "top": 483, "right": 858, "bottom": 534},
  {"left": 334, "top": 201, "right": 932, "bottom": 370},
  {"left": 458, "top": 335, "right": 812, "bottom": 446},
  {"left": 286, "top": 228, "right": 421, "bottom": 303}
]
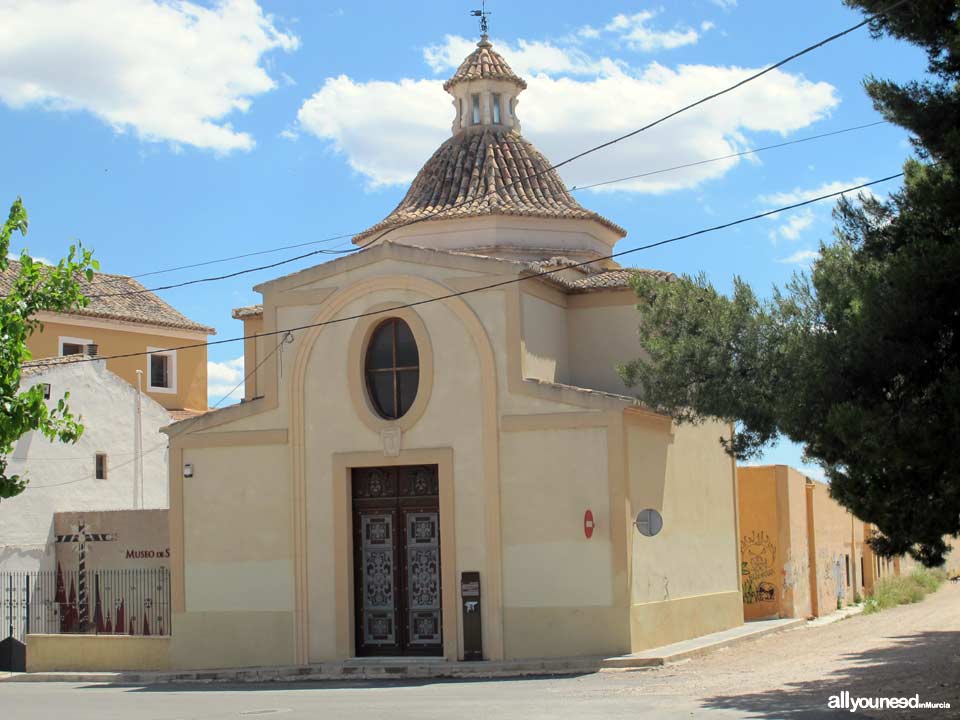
[{"left": 471, "top": 1, "right": 491, "bottom": 36}]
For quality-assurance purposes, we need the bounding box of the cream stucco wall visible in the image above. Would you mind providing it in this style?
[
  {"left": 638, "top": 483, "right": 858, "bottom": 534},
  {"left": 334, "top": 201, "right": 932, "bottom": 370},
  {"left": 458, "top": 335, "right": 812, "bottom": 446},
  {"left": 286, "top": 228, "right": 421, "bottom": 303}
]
[
  {"left": 627, "top": 418, "right": 742, "bottom": 651},
  {"left": 567, "top": 293, "right": 646, "bottom": 396},
  {"left": 27, "top": 634, "right": 171, "bottom": 672},
  {"left": 165, "top": 245, "right": 742, "bottom": 669},
  {"left": 520, "top": 291, "right": 569, "bottom": 384}
]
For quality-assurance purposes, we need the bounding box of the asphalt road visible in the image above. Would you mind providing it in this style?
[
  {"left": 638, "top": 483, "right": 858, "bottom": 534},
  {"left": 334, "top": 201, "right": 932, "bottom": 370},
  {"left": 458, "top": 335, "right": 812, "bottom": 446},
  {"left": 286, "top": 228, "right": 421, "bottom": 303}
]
[{"left": 2, "top": 583, "right": 957, "bottom": 720}]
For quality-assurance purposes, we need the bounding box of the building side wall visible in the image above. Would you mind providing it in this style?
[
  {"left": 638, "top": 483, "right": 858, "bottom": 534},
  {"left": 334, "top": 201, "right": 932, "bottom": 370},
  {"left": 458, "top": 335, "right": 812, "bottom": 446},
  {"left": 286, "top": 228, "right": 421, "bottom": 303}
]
[
  {"left": 628, "top": 419, "right": 741, "bottom": 650},
  {"left": 520, "top": 291, "right": 569, "bottom": 384},
  {"left": 240, "top": 314, "right": 264, "bottom": 401},
  {"left": 736, "top": 466, "right": 814, "bottom": 620},
  {"left": 500, "top": 425, "right": 627, "bottom": 658},
  {"left": 0, "top": 362, "right": 170, "bottom": 572},
  {"left": 566, "top": 295, "right": 645, "bottom": 396},
  {"left": 783, "top": 467, "right": 814, "bottom": 618},
  {"left": 27, "top": 319, "right": 208, "bottom": 410},
  {"left": 736, "top": 467, "right": 782, "bottom": 619},
  {"left": 172, "top": 443, "right": 294, "bottom": 669},
  {"left": 809, "top": 482, "right": 862, "bottom": 615},
  {"left": 27, "top": 635, "right": 171, "bottom": 672}
]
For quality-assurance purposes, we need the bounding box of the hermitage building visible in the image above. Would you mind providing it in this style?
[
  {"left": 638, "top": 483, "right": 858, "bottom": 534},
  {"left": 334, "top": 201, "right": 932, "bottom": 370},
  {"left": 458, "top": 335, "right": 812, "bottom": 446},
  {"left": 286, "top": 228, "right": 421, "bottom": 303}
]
[{"left": 164, "top": 35, "right": 743, "bottom": 668}]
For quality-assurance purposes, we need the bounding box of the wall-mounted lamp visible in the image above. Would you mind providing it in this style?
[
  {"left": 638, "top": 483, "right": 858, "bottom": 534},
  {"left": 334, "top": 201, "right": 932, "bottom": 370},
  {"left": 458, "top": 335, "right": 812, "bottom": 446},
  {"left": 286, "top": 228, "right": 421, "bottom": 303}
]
[
  {"left": 183, "top": 463, "right": 194, "bottom": 479},
  {"left": 42, "top": 383, "right": 51, "bottom": 399}
]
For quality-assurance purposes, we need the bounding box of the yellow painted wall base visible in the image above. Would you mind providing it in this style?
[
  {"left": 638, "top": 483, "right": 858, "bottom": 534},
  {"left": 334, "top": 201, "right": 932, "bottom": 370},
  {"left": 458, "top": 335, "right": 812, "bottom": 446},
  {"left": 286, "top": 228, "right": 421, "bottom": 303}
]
[
  {"left": 26, "top": 634, "right": 171, "bottom": 672},
  {"left": 630, "top": 590, "right": 743, "bottom": 652},
  {"left": 502, "top": 606, "right": 629, "bottom": 659},
  {"left": 171, "top": 611, "right": 295, "bottom": 670}
]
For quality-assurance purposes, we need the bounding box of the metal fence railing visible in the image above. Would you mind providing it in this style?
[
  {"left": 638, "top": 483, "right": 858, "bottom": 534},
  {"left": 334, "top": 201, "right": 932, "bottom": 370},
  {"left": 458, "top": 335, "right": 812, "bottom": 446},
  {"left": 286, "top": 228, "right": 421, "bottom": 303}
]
[{"left": 1, "top": 567, "right": 171, "bottom": 642}]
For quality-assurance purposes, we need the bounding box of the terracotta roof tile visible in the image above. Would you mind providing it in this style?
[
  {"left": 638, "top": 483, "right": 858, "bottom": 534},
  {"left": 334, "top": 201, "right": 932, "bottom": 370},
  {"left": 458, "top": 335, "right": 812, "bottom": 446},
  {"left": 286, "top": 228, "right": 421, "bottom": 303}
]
[
  {"left": 167, "top": 408, "right": 209, "bottom": 423},
  {"left": 232, "top": 305, "right": 264, "bottom": 320},
  {"left": 537, "top": 267, "right": 675, "bottom": 293},
  {"left": 354, "top": 127, "right": 626, "bottom": 243},
  {"left": 443, "top": 37, "right": 527, "bottom": 92},
  {"left": 1, "top": 260, "right": 215, "bottom": 334}
]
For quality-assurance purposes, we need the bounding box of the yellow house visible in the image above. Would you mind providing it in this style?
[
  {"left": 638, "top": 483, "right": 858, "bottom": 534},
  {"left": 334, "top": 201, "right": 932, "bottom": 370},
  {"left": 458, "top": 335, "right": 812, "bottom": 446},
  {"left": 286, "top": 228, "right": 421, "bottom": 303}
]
[
  {"left": 738, "top": 465, "right": 930, "bottom": 620},
  {"left": 161, "top": 35, "right": 743, "bottom": 670},
  {"left": 1, "top": 261, "right": 214, "bottom": 412}
]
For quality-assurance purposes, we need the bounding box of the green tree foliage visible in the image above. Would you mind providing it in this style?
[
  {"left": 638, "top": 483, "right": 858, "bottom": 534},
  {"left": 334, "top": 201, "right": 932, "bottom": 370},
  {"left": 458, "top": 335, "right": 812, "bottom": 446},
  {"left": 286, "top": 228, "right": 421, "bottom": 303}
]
[
  {"left": 619, "top": 1, "right": 959, "bottom": 566},
  {"left": 1, "top": 198, "right": 98, "bottom": 501}
]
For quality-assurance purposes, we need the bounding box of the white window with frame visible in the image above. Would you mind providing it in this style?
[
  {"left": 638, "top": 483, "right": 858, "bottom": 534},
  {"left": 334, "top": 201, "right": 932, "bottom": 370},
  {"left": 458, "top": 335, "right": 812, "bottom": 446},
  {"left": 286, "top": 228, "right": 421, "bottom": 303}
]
[
  {"left": 147, "top": 347, "right": 177, "bottom": 394},
  {"left": 59, "top": 336, "right": 92, "bottom": 356}
]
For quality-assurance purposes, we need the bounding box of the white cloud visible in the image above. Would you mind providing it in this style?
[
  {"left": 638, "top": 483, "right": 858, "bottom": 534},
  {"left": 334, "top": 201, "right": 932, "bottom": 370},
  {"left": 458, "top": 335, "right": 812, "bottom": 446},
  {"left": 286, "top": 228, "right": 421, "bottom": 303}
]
[
  {"left": 207, "top": 356, "right": 245, "bottom": 405},
  {"left": 768, "top": 208, "right": 815, "bottom": 242},
  {"left": 604, "top": 11, "right": 703, "bottom": 52},
  {"left": 710, "top": 0, "right": 738, "bottom": 9},
  {"left": 778, "top": 249, "right": 820, "bottom": 265},
  {"left": 297, "top": 37, "right": 839, "bottom": 192},
  {"left": 0, "top": 0, "right": 298, "bottom": 153},
  {"left": 759, "top": 178, "right": 875, "bottom": 207}
]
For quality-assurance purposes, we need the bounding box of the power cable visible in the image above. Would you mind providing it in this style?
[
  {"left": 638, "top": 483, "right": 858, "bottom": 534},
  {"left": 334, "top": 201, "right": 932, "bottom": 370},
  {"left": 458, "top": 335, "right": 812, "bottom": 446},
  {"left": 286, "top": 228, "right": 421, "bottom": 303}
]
[
  {"left": 206, "top": 332, "right": 291, "bottom": 411},
  {"left": 50, "top": 172, "right": 905, "bottom": 367},
  {"left": 81, "top": 0, "right": 907, "bottom": 299},
  {"left": 83, "top": 118, "right": 889, "bottom": 299},
  {"left": 570, "top": 121, "right": 889, "bottom": 192}
]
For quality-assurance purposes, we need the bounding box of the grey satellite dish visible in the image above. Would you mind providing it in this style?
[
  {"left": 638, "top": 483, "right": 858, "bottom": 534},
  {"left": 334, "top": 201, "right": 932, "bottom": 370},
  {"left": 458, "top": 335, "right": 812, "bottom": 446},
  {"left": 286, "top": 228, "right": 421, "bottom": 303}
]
[{"left": 635, "top": 508, "right": 663, "bottom": 537}]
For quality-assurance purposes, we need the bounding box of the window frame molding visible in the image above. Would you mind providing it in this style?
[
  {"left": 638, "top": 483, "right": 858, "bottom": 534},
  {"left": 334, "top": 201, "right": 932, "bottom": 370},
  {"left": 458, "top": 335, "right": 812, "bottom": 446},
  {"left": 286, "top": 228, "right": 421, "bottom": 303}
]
[
  {"left": 147, "top": 346, "right": 178, "bottom": 394},
  {"left": 59, "top": 336, "right": 93, "bottom": 356}
]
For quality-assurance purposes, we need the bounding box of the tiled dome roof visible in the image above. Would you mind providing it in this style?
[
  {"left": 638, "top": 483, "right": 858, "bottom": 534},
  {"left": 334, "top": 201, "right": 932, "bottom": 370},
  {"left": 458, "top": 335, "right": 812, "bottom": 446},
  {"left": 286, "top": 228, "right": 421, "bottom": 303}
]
[
  {"left": 353, "top": 127, "right": 625, "bottom": 243},
  {"left": 443, "top": 36, "right": 527, "bottom": 92}
]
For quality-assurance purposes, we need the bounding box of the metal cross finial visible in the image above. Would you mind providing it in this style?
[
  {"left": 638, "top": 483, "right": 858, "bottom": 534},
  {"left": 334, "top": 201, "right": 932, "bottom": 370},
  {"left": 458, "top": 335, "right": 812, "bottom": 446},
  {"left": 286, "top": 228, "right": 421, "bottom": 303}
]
[{"left": 470, "top": 1, "right": 491, "bottom": 37}]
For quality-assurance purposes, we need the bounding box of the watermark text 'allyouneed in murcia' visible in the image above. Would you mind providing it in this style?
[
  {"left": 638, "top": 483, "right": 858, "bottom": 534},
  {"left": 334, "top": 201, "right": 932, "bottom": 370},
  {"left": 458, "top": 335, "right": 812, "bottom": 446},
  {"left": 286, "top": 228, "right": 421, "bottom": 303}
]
[{"left": 828, "top": 691, "right": 951, "bottom": 713}]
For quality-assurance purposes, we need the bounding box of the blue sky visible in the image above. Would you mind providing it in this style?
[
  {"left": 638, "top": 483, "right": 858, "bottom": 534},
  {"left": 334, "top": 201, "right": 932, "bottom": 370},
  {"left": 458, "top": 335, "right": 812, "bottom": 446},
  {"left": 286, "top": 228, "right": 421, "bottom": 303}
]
[{"left": 0, "top": 1, "right": 929, "bottom": 479}]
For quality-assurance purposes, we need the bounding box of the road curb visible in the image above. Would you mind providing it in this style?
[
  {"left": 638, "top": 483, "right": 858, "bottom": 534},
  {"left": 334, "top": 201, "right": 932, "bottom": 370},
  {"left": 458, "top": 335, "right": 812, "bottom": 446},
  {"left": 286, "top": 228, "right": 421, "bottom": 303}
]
[{"left": 0, "top": 618, "right": 806, "bottom": 684}]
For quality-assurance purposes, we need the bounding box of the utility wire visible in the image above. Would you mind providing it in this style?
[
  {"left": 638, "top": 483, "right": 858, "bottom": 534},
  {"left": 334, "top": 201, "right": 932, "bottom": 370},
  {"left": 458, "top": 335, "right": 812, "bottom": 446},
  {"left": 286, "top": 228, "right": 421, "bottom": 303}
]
[
  {"left": 82, "top": 0, "right": 907, "bottom": 299},
  {"left": 18, "top": 336, "right": 287, "bottom": 481},
  {"left": 570, "top": 121, "right": 889, "bottom": 192},
  {"left": 84, "top": 118, "right": 889, "bottom": 299},
  {"left": 51, "top": 172, "right": 905, "bottom": 367},
  {"left": 207, "top": 332, "right": 291, "bottom": 411},
  {"left": 24, "top": 442, "right": 167, "bottom": 490},
  {"left": 337, "top": 0, "right": 910, "bottom": 253}
]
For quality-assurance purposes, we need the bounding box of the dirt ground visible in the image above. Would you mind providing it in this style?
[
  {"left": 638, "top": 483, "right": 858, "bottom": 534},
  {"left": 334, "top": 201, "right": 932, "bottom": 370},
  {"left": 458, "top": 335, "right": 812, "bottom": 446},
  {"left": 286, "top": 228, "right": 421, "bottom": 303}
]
[{"left": 599, "top": 580, "right": 960, "bottom": 718}]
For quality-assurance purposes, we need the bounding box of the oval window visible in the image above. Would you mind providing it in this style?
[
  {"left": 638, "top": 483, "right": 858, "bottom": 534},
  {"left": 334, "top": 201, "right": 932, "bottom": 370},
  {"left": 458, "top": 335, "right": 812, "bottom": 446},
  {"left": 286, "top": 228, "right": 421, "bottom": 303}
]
[{"left": 364, "top": 318, "right": 420, "bottom": 420}]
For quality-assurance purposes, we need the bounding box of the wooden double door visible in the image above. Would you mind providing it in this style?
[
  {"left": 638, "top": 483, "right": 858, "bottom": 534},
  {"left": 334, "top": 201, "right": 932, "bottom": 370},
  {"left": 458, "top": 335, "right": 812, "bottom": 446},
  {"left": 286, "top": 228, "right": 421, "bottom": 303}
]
[{"left": 351, "top": 465, "right": 442, "bottom": 656}]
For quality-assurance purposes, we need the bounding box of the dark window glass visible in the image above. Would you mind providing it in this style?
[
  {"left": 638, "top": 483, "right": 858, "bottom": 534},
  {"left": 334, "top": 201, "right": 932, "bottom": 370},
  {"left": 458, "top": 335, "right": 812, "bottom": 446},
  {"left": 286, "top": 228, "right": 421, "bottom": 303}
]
[
  {"left": 151, "top": 354, "right": 170, "bottom": 388},
  {"left": 365, "top": 319, "right": 420, "bottom": 419},
  {"left": 95, "top": 453, "right": 107, "bottom": 480},
  {"left": 396, "top": 321, "right": 419, "bottom": 367},
  {"left": 368, "top": 371, "right": 395, "bottom": 418},
  {"left": 61, "top": 343, "right": 84, "bottom": 356}
]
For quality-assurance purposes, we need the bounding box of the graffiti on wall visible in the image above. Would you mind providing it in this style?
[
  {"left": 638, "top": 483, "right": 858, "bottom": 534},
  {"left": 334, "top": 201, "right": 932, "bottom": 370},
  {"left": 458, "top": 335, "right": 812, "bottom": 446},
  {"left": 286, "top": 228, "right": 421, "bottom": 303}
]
[{"left": 742, "top": 530, "right": 777, "bottom": 604}]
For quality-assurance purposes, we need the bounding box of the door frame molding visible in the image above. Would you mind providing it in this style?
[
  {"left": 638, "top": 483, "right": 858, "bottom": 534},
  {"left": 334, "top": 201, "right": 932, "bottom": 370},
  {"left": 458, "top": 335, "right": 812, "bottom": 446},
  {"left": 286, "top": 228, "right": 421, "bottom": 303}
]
[{"left": 333, "top": 449, "right": 458, "bottom": 661}]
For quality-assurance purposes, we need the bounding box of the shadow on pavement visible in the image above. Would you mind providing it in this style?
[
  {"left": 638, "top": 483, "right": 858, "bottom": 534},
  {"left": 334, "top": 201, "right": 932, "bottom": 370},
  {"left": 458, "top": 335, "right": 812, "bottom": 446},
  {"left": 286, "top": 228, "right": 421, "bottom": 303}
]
[{"left": 700, "top": 630, "right": 958, "bottom": 719}]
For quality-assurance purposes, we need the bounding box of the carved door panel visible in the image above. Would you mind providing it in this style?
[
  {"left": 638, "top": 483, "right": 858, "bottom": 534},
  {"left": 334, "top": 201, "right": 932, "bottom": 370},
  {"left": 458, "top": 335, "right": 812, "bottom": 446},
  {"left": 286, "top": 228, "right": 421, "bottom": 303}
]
[{"left": 352, "top": 466, "right": 442, "bottom": 656}]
